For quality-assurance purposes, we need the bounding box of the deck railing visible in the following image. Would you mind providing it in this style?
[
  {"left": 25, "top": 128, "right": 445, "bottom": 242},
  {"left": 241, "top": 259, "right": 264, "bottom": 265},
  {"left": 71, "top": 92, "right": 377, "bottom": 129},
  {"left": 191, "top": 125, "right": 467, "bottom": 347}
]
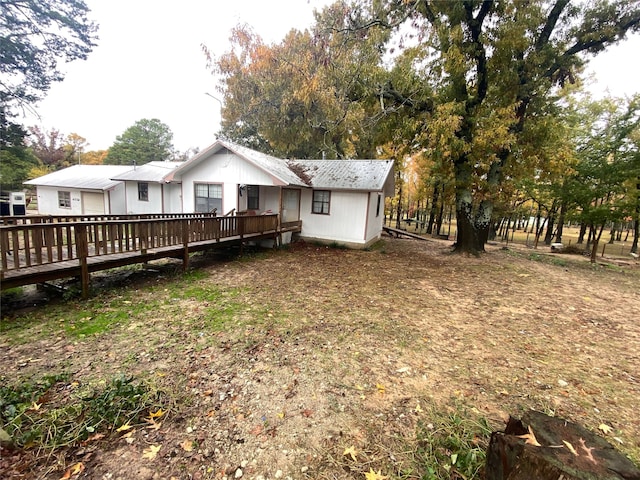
[
  {"left": 1, "top": 214, "right": 279, "bottom": 272},
  {"left": 1, "top": 214, "right": 284, "bottom": 296}
]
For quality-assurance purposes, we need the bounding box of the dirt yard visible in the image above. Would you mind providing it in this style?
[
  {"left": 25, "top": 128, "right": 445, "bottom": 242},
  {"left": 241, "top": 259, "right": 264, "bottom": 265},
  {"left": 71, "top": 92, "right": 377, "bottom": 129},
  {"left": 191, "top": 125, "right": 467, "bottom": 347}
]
[{"left": 1, "top": 237, "right": 639, "bottom": 479}]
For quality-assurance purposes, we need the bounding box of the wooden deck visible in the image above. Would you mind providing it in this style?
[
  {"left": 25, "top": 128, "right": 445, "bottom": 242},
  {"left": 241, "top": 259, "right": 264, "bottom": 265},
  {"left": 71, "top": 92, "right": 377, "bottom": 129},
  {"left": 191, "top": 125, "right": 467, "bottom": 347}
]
[{"left": 1, "top": 214, "right": 302, "bottom": 297}]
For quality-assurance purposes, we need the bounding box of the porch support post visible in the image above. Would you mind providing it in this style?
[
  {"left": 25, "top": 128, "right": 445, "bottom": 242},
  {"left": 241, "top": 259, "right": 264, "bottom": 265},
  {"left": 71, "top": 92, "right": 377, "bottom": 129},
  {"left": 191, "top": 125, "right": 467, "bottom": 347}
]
[
  {"left": 182, "top": 218, "right": 189, "bottom": 272},
  {"left": 75, "top": 223, "right": 90, "bottom": 299}
]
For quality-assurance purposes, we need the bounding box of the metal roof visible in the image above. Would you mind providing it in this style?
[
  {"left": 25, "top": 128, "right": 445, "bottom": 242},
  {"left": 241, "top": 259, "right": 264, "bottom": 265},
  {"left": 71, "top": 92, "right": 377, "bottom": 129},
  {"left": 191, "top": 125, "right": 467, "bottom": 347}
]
[
  {"left": 287, "top": 159, "right": 395, "bottom": 191},
  {"left": 175, "top": 139, "right": 394, "bottom": 191},
  {"left": 110, "top": 161, "right": 184, "bottom": 183},
  {"left": 24, "top": 165, "right": 132, "bottom": 191},
  {"left": 172, "top": 140, "right": 308, "bottom": 187}
]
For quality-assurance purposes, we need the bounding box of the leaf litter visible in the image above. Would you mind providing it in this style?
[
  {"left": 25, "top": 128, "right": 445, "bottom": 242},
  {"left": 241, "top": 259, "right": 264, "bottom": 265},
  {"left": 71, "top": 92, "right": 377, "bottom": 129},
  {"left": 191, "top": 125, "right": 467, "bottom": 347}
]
[{"left": 1, "top": 237, "right": 639, "bottom": 479}]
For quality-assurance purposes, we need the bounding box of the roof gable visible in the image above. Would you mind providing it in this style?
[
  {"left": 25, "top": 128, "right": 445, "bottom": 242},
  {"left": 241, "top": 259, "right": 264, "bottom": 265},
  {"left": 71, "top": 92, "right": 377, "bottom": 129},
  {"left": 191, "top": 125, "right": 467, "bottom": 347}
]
[{"left": 172, "top": 139, "right": 394, "bottom": 192}]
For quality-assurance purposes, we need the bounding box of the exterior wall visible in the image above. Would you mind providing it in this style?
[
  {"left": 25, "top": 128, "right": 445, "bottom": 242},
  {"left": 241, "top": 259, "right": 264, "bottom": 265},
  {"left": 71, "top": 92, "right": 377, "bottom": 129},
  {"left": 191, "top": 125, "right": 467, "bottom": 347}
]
[
  {"left": 179, "top": 152, "right": 281, "bottom": 213},
  {"left": 364, "top": 192, "right": 385, "bottom": 244},
  {"left": 108, "top": 183, "right": 127, "bottom": 214},
  {"left": 163, "top": 183, "right": 183, "bottom": 213},
  {"left": 124, "top": 182, "right": 164, "bottom": 214},
  {"left": 35, "top": 186, "right": 84, "bottom": 215},
  {"left": 299, "top": 190, "right": 370, "bottom": 247}
]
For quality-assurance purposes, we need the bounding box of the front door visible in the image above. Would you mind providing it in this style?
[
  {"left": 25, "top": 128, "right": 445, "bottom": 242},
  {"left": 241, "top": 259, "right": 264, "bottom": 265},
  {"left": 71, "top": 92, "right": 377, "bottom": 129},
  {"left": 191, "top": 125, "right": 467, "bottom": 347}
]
[{"left": 281, "top": 188, "right": 300, "bottom": 223}]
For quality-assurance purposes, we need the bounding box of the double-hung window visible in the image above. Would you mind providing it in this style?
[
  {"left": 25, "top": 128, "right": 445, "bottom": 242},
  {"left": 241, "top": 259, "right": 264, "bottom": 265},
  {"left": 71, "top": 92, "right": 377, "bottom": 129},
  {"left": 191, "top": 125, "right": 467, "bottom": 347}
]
[
  {"left": 138, "top": 182, "right": 149, "bottom": 201},
  {"left": 312, "top": 190, "right": 330, "bottom": 214},
  {"left": 58, "top": 191, "right": 71, "bottom": 209},
  {"left": 247, "top": 185, "right": 259, "bottom": 210},
  {"left": 195, "top": 183, "right": 222, "bottom": 213}
]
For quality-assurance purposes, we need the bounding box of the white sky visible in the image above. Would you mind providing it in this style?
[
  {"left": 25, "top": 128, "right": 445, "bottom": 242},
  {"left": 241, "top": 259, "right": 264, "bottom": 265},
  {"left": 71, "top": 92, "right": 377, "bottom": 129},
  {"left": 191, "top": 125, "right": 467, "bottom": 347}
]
[{"left": 21, "top": 1, "right": 640, "bottom": 154}]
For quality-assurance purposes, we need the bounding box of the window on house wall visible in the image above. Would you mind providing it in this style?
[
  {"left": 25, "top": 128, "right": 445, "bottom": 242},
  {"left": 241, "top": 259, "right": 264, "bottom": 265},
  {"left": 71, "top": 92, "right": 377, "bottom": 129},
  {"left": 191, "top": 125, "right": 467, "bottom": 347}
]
[
  {"left": 376, "top": 193, "right": 382, "bottom": 217},
  {"left": 138, "top": 182, "right": 149, "bottom": 201},
  {"left": 195, "top": 183, "right": 222, "bottom": 213},
  {"left": 247, "top": 185, "right": 259, "bottom": 210},
  {"left": 312, "top": 190, "right": 330, "bottom": 214},
  {"left": 58, "top": 191, "right": 71, "bottom": 208}
]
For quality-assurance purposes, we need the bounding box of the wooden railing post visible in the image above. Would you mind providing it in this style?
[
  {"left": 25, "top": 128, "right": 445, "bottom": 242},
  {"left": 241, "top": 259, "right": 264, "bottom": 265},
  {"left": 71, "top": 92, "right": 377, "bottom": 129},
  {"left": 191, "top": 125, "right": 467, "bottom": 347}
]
[
  {"left": 182, "top": 218, "right": 189, "bottom": 272},
  {"left": 74, "top": 223, "right": 90, "bottom": 298}
]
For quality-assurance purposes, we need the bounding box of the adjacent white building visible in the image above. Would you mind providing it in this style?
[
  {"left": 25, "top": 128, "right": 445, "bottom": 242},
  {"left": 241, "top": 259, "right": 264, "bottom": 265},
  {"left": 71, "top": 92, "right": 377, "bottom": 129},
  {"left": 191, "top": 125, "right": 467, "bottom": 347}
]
[{"left": 24, "top": 165, "right": 131, "bottom": 215}]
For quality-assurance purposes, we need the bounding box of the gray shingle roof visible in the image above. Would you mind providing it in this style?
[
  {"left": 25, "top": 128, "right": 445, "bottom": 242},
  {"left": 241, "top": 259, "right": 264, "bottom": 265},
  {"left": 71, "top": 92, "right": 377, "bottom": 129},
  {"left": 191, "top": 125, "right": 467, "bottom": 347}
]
[
  {"left": 287, "top": 159, "right": 394, "bottom": 191},
  {"left": 24, "top": 165, "right": 132, "bottom": 191}
]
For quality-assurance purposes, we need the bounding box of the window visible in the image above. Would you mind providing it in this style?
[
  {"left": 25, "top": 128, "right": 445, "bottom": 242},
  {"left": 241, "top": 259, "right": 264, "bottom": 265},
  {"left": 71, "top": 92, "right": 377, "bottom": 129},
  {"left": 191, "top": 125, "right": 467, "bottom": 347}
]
[
  {"left": 247, "top": 185, "right": 259, "bottom": 210},
  {"left": 376, "top": 194, "right": 382, "bottom": 217},
  {"left": 138, "top": 182, "right": 149, "bottom": 201},
  {"left": 58, "top": 191, "right": 71, "bottom": 209},
  {"left": 312, "top": 190, "right": 330, "bottom": 214},
  {"left": 195, "top": 183, "right": 222, "bottom": 213}
]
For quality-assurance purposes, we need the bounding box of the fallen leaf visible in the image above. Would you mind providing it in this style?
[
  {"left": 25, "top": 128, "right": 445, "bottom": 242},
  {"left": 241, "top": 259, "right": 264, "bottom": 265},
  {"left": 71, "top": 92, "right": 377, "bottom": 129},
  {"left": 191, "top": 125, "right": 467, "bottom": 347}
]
[
  {"left": 82, "top": 433, "right": 106, "bottom": 445},
  {"left": 376, "top": 384, "right": 385, "bottom": 395},
  {"left": 144, "top": 418, "right": 162, "bottom": 430},
  {"left": 149, "top": 408, "right": 165, "bottom": 419},
  {"left": 250, "top": 424, "right": 263, "bottom": 436},
  {"left": 60, "top": 462, "right": 84, "bottom": 479},
  {"left": 415, "top": 402, "right": 423, "bottom": 413},
  {"left": 116, "top": 423, "right": 133, "bottom": 432},
  {"left": 364, "top": 468, "right": 388, "bottom": 480},
  {"left": 563, "top": 440, "right": 578, "bottom": 456},
  {"left": 579, "top": 438, "right": 597, "bottom": 464},
  {"left": 343, "top": 445, "right": 357, "bottom": 461},
  {"left": 180, "top": 439, "right": 194, "bottom": 452},
  {"left": 142, "top": 444, "right": 161, "bottom": 460},
  {"left": 30, "top": 402, "right": 42, "bottom": 411},
  {"left": 598, "top": 423, "right": 613, "bottom": 435},
  {"left": 517, "top": 426, "right": 541, "bottom": 446},
  {"left": 301, "top": 409, "right": 313, "bottom": 418}
]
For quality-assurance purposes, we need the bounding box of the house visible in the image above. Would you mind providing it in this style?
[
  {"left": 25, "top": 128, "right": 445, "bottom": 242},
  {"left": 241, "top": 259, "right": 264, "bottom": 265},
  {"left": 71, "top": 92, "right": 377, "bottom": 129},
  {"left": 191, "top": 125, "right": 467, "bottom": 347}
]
[
  {"left": 23, "top": 140, "right": 395, "bottom": 248},
  {"left": 171, "top": 140, "right": 395, "bottom": 248},
  {"left": 24, "top": 165, "right": 132, "bottom": 215},
  {"left": 110, "top": 161, "right": 184, "bottom": 214}
]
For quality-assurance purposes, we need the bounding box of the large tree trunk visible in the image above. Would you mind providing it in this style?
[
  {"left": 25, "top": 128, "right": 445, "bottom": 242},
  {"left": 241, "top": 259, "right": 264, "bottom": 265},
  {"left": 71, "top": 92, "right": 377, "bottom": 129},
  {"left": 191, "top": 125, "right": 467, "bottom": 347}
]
[
  {"left": 486, "top": 411, "right": 640, "bottom": 480},
  {"left": 453, "top": 187, "right": 484, "bottom": 254},
  {"left": 427, "top": 183, "right": 439, "bottom": 235},
  {"left": 555, "top": 200, "right": 567, "bottom": 243},
  {"left": 632, "top": 216, "right": 639, "bottom": 254}
]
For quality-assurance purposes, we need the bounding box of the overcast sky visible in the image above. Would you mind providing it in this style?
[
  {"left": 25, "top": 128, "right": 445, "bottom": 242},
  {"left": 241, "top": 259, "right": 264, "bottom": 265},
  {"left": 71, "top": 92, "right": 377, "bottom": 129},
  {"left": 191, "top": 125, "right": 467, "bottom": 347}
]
[{"left": 21, "top": 1, "right": 640, "bottom": 155}]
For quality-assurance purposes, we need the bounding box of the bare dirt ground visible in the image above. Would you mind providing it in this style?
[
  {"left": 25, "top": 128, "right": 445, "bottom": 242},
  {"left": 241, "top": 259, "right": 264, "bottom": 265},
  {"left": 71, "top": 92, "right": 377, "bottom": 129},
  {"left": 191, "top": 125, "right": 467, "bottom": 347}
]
[{"left": 1, "top": 236, "right": 639, "bottom": 479}]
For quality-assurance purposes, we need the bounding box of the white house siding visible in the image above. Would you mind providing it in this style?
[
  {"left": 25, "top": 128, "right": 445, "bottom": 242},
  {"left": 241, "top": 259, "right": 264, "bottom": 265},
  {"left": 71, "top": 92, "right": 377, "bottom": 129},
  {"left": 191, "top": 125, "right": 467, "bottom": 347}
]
[
  {"left": 163, "top": 183, "right": 182, "bottom": 213},
  {"left": 179, "top": 152, "right": 284, "bottom": 214},
  {"left": 34, "top": 186, "right": 81, "bottom": 215},
  {"left": 109, "top": 184, "right": 126, "bottom": 214},
  {"left": 124, "top": 182, "right": 164, "bottom": 214},
  {"left": 299, "top": 190, "right": 370, "bottom": 247},
  {"left": 364, "top": 192, "right": 385, "bottom": 245}
]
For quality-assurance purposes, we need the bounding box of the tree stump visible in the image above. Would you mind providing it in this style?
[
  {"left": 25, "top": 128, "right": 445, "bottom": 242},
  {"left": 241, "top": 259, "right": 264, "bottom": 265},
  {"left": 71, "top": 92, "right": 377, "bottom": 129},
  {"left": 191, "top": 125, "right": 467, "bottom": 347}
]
[{"left": 486, "top": 411, "right": 640, "bottom": 480}]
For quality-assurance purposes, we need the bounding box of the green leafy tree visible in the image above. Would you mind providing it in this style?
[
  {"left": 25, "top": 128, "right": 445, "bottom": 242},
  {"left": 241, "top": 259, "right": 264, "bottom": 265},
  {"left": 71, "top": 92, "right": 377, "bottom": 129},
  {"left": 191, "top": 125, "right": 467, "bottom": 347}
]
[
  {"left": 104, "top": 119, "right": 175, "bottom": 165},
  {"left": 209, "top": 4, "right": 390, "bottom": 159},
  {"left": 346, "top": 0, "right": 640, "bottom": 254},
  {"left": 1, "top": 0, "right": 97, "bottom": 190},
  {"left": 0, "top": 0, "right": 98, "bottom": 106},
  {"left": 0, "top": 110, "right": 39, "bottom": 191}
]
